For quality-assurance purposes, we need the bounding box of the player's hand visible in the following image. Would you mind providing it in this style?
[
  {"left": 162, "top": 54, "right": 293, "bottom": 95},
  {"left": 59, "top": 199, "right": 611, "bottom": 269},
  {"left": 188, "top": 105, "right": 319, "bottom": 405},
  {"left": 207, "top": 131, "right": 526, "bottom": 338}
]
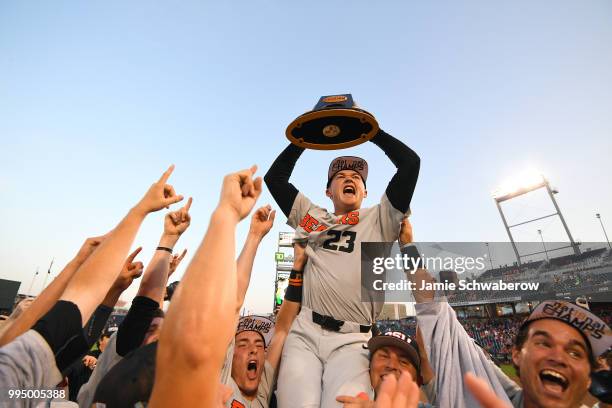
[
  {"left": 249, "top": 205, "right": 276, "bottom": 239},
  {"left": 336, "top": 392, "right": 374, "bottom": 407},
  {"left": 216, "top": 383, "right": 232, "bottom": 407},
  {"left": 112, "top": 247, "right": 144, "bottom": 292},
  {"left": 73, "top": 234, "right": 108, "bottom": 264},
  {"left": 219, "top": 165, "right": 262, "bottom": 221},
  {"left": 293, "top": 241, "right": 308, "bottom": 271},
  {"left": 135, "top": 165, "right": 184, "bottom": 214},
  {"left": 399, "top": 217, "right": 413, "bottom": 246},
  {"left": 373, "top": 371, "right": 420, "bottom": 407},
  {"left": 8, "top": 298, "right": 35, "bottom": 320},
  {"left": 169, "top": 249, "right": 187, "bottom": 276},
  {"left": 82, "top": 355, "right": 97, "bottom": 370},
  {"left": 464, "top": 373, "right": 512, "bottom": 408},
  {"left": 410, "top": 267, "right": 436, "bottom": 303},
  {"left": 163, "top": 197, "right": 193, "bottom": 238}
]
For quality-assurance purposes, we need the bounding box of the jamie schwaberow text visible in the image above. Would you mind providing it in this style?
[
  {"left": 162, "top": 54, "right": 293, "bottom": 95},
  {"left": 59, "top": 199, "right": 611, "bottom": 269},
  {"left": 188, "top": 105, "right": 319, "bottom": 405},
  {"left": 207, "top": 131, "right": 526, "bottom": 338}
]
[{"left": 371, "top": 279, "right": 541, "bottom": 292}]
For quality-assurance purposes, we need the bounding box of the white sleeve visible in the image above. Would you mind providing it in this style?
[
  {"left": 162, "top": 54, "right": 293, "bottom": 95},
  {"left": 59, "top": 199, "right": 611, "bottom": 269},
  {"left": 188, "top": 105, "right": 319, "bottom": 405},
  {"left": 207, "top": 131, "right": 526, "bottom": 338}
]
[{"left": 287, "top": 192, "right": 314, "bottom": 229}]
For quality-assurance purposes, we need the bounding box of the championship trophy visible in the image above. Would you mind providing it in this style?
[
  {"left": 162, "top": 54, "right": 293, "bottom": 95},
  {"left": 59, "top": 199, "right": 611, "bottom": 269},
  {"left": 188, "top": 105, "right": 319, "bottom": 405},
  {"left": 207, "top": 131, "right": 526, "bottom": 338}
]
[{"left": 286, "top": 94, "right": 379, "bottom": 150}]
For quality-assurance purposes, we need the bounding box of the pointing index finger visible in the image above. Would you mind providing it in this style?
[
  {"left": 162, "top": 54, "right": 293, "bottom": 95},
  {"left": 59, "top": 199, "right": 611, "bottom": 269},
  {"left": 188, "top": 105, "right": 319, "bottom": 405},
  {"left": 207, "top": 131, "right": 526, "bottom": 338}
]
[
  {"left": 184, "top": 197, "right": 193, "bottom": 213},
  {"left": 159, "top": 164, "right": 175, "bottom": 183},
  {"left": 127, "top": 246, "right": 142, "bottom": 263}
]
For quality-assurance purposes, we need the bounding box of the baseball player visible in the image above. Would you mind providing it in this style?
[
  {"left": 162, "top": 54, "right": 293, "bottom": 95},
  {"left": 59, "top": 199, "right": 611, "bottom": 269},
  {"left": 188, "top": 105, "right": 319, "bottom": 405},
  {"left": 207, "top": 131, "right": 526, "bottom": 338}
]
[
  {"left": 264, "top": 128, "right": 420, "bottom": 407},
  {"left": 400, "top": 219, "right": 612, "bottom": 408}
]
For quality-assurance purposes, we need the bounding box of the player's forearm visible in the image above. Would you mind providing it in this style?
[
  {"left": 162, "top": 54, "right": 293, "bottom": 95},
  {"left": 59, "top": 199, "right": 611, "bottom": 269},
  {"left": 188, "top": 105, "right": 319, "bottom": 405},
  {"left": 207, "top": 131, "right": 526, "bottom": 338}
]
[
  {"left": 159, "top": 207, "right": 239, "bottom": 358},
  {"left": 136, "top": 234, "right": 175, "bottom": 305},
  {"left": 0, "top": 259, "right": 80, "bottom": 346},
  {"left": 371, "top": 129, "right": 420, "bottom": 213},
  {"left": 267, "top": 299, "right": 300, "bottom": 371},
  {"left": 235, "top": 231, "right": 263, "bottom": 311},
  {"left": 264, "top": 143, "right": 304, "bottom": 217},
  {"left": 152, "top": 207, "right": 239, "bottom": 407},
  {"left": 60, "top": 207, "right": 146, "bottom": 324}
]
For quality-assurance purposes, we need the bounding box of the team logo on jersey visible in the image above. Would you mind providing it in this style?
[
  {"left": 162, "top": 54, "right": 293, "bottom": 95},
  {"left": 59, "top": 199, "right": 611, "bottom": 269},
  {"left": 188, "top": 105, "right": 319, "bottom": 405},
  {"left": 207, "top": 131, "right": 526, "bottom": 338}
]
[
  {"left": 231, "top": 400, "right": 246, "bottom": 408},
  {"left": 299, "top": 213, "right": 328, "bottom": 233}
]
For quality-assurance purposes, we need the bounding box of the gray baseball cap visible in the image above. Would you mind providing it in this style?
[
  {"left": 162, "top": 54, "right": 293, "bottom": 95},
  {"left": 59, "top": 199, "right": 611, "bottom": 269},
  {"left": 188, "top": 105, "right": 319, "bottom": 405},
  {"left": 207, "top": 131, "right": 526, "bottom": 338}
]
[
  {"left": 328, "top": 156, "right": 368, "bottom": 186},
  {"left": 522, "top": 300, "right": 612, "bottom": 358}
]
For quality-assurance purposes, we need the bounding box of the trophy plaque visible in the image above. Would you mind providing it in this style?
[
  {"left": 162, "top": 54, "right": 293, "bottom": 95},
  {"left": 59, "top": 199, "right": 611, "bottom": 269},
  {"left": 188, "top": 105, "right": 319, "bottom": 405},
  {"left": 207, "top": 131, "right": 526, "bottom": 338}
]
[{"left": 286, "top": 94, "right": 379, "bottom": 150}]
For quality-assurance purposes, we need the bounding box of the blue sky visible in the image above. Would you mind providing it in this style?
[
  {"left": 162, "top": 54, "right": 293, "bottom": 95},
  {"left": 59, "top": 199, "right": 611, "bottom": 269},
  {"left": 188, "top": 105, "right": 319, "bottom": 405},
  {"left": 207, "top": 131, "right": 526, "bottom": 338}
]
[{"left": 1, "top": 1, "right": 611, "bottom": 313}]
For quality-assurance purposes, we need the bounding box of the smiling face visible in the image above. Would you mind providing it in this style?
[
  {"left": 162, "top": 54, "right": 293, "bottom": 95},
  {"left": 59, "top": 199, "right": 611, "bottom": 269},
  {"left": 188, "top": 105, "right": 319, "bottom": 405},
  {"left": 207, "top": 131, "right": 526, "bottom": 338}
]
[
  {"left": 512, "top": 319, "right": 592, "bottom": 408},
  {"left": 326, "top": 170, "right": 367, "bottom": 214},
  {"left": 231, "top": 331, "right": 266, "bottom": 400},
  {"left": 369, "top": 346, "right": 418, "bottom": 395}
]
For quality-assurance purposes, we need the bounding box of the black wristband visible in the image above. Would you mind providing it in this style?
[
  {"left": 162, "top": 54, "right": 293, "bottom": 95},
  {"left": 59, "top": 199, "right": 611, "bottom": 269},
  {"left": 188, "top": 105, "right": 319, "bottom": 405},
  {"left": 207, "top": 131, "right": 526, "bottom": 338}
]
[
  {"left": 400, "top": 244, "right": 423, "bottom": 272},
  {"left": 156, "top": 246, "right": 173, "bottom": 254},
  {"left": 284, "top": 269, "right": 303, "bottom": 303}
]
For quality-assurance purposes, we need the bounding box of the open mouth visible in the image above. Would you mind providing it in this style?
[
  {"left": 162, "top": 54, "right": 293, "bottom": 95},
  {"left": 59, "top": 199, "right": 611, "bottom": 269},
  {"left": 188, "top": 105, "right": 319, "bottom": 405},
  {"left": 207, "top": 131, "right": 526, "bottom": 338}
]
[
  {"left": 343, "top": 185, "right": 356, "bottom": 195},
  {"left": 246, "top": 360, "right": 258, "bottom": 379},
  {"left": 539, "top": 369, "right": 569, "bottom": 395}
]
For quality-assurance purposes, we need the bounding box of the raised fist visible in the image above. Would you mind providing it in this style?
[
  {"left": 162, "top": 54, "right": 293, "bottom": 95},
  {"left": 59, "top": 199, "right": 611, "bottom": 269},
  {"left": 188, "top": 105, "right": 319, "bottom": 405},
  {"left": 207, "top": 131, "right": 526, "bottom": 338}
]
[
  {"left": 249, "top": 205, "right": 276, "bottom": 239},
  {"left": 164, "top": 197, "right": 193, "bottom": 237},
  {"left": 74, "top": 233, "right": 108, "bottom": 264},
  {"left": 219, "top": 165, "right": 262, "bottom": 221}
]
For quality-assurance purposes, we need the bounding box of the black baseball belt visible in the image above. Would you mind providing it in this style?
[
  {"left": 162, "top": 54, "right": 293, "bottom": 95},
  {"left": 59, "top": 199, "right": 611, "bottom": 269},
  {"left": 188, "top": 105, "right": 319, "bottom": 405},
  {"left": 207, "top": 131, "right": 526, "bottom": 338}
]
[{"left": 312, "top": 311, "right": 371, "bottom": 333}]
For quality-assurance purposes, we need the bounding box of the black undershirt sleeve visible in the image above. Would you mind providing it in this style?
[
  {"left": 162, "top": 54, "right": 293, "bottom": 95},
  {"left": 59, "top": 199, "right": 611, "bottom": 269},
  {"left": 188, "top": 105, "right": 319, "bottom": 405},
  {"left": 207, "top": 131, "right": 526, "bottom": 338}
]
[
  {"left": 83, "top": 304, "right": 113, "bottom": 348},
  {"left": 115, "top": 296, "right": 159, "bottom": 357},
  {"left": 32, "top": 300, "right": 89, "bottom": 373},
  {"left": 264, "top": 143, "right": 305, "bottom": 217},
  {"left": 370, "top": 129, "right": 421, "bottom": 213}
]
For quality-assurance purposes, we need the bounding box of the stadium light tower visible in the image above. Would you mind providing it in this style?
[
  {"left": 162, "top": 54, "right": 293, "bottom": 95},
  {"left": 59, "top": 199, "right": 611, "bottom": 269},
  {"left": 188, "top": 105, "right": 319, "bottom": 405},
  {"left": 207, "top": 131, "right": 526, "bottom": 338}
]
[
  {"left": 537, "top": 229, "right": 550, "bottom": 262},
  {"left": 492, "top": 170, "right": 580, "bottom": 266},
  {"left": 596, "top": 213, "right": 611, "bottom": 250}
]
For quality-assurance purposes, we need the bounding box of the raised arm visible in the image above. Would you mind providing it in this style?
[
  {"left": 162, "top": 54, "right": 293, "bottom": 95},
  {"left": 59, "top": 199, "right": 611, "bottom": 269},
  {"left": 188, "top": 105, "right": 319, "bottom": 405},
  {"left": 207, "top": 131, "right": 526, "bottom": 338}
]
[
  {"left": 0, "top": 236, "right": 106, "bottom": 346},
  {"left": 58, "top": 165, "right": 183, "bottom": 324},
  {"left": 264, "top": 143, "right": 305, "bottom": 217},
  {"left": 236, "top": 205, "right": 275, "bottom": 312},
  {"left": 137, "top": 197, "right": 192, "bottom": 305},
  {"left": 150, "top": 165, "right": 263, "bottom": 408},
  {"left": 266, "top": 242, "right": 306, "bottom": 372},
  {"left": 399, "top": 217, "right": 435, "bottom": 304},
  {"left": 370, "top": 130, "right": 420, "bottom": 213}
]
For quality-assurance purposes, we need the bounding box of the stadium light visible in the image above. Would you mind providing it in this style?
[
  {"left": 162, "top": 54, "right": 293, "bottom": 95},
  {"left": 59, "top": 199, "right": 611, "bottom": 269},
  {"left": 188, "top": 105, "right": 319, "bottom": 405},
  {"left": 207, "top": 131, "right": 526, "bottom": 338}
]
[
  {"left": 492, "top": 169, "right": 580, "bottom": 266},
  {"left": 596, "top": 213, "right": 612, "bottom": 250},
  {"left": 492, "top": 169, "right": 546, "bottom": 202}
]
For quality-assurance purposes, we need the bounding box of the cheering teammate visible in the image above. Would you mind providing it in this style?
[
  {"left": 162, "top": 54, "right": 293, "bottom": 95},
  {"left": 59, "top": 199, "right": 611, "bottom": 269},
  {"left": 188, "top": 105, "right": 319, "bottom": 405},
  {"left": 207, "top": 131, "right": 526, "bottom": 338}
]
[
  {"left": 265, "top": 128, "right": 420, "bottom": 407},
  {"left": 400, "top": 217, "right": 612, "bottom": 408}
]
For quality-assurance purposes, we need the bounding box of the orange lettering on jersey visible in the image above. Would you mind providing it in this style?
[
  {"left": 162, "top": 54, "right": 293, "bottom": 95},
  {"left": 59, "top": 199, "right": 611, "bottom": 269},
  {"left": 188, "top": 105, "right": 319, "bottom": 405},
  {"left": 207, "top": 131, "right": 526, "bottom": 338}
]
[
  {"left": 339, "top": 211, "right": 360, "bottom": 225},
  {"left": 231, "top": 400, "right": 246, "bottom": 408},
  {"left": 300, "top": 212, "right": 325, "bottom": 233},
  {"left": 299, "top": 213, "right": 311, "bottom": 228},
  {"left": 304, "top": 216, "right": 319, "bottom": 233}
]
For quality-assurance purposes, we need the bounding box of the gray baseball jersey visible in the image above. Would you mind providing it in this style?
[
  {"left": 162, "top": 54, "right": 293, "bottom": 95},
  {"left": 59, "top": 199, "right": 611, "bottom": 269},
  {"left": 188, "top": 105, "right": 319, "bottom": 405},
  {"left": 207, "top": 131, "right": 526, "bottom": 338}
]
[{"left": 287, "top": 191, "right": 406, "bottom": 325}]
